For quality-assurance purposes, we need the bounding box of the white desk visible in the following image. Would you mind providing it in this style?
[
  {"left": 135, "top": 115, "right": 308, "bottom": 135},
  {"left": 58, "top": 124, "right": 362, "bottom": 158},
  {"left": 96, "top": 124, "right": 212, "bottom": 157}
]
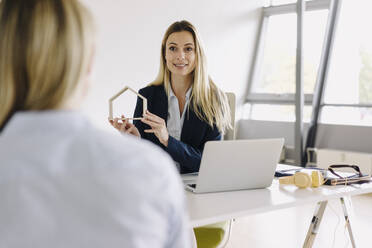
[{"left": 184, "top": 165, "right": 372, "bottom": 247}]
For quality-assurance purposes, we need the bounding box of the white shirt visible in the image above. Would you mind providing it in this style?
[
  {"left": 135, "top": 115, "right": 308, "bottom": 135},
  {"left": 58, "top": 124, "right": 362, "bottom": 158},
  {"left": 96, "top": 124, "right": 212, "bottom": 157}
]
[
  {"left": 0, "top": 111, "right": 191, "bottom": 248},
  {"left": 167, "top": 87, "right": 192, "bottom": 141},
  {"left": 167, "top": 87, "right": 192, "bottom": 171}
]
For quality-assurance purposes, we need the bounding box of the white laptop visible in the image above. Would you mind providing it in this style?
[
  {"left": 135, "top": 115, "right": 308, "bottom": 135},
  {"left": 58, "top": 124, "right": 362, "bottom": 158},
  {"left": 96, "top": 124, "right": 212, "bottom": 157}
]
[{"left": 184, "top": 138, "right": 284, "bottom": 193}]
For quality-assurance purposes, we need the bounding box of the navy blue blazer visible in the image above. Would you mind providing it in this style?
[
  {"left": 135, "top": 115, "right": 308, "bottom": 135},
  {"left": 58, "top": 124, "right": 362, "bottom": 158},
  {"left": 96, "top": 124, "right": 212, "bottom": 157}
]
[{"left": 133, "top": 85, "right": 221, "bottom": 173}]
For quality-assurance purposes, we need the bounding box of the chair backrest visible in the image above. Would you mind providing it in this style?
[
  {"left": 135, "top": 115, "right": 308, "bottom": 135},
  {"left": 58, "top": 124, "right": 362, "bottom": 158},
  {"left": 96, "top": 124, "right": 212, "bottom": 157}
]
[{"left": 224, "top": 92, "right": 236, "bottom": 141}]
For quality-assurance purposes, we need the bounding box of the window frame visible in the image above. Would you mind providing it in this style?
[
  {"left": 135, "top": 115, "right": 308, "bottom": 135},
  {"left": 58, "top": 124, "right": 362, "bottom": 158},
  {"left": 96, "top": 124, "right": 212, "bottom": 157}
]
[
  {"left": 246, "top": 0, "right": 344, "bottom": 166},
  {"left": 246, "top": 0, "right": 372, "bottom": 165},
  {"left": 246, "top": 0, "right": 331, "bottom": 107}
]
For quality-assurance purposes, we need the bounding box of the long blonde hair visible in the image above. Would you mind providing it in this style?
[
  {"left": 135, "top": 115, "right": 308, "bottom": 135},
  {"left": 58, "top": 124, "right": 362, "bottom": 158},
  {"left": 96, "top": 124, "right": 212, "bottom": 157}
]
[
  {"left": 0, "top": 0, "right": 94, "bottom": 130},
  {"left": 151, "top": 20, "right": 231, "bottom": 134}
]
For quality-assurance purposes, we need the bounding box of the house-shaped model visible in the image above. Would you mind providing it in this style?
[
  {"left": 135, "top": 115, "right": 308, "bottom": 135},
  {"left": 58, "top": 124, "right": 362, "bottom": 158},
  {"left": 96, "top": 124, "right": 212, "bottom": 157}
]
[{"left": 108, "top": 86, "right": 147, "bottom": 121}]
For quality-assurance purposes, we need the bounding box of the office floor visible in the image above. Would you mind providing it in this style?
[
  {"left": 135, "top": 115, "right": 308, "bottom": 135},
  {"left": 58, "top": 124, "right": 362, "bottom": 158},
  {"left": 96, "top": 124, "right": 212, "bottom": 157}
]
[{"left": 225, "top": 193, "right": 372, "bottom": 248}]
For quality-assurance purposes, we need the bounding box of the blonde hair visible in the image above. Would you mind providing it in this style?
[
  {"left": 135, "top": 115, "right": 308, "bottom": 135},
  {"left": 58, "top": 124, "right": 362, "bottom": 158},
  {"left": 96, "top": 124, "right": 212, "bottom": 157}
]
[
  {"left": 0, "top": 0, "right": 94, "bottom": 130},
  {"left": 151, "top": 20, "right": 231, "bottom": 134}
]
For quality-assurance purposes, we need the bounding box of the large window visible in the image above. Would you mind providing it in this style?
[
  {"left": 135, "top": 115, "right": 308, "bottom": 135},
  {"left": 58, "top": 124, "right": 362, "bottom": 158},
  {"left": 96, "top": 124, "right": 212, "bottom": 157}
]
[
  {"left": 245, "top": 0, "right": 372, "bottom": 165},
  {"left": 246, "top": 0, "right": 372, "bottom": 126},
  {"left": 245, "top": 0, "right": 330, "bottom": 122},
  {"left": 254, "top": 10, "right": 327, "bottom": 95},
  {"left": 321, "top": 1, "right": 372, "bottom": 126}
]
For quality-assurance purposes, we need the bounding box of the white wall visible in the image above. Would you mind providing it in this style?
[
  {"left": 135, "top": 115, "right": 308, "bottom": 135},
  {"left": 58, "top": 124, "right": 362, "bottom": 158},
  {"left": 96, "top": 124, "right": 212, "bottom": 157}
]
[{"left": 80, "top": 0, "right": 263, "bottom": 130}]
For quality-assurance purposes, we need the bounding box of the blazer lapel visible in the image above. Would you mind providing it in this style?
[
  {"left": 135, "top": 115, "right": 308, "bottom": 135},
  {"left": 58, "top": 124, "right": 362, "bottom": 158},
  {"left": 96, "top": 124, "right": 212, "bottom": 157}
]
[
  {"left": 156, "top": 86, "right": 168, "bottom": 123},
  {"left": 181, "top": 107, "right": 198, "bottom": 142}
]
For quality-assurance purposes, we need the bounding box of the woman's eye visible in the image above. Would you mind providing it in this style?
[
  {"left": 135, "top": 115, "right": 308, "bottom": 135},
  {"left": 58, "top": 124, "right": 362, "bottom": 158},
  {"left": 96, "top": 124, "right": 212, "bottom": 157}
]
[
  {"left": 169, "top": 46, "right": 176, "bottom": 51},
  {"left": 185, "top": 47, "right": 193, "bottom": 52}
]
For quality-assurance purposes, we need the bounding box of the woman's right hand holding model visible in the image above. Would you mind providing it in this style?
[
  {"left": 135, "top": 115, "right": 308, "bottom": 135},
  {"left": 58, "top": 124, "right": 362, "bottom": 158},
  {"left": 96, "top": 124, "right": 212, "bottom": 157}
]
[
  {"left": 141, "top": 110, "right": 169, "bottom": 147},
  {"left": 109, "top": 115, "right": 141, "bottom": 137}
]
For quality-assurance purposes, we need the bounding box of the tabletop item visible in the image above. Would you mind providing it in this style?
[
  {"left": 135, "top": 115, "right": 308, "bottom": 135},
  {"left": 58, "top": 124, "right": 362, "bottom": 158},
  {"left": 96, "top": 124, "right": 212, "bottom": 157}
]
[
  {"left": 185, "top": 138, "right": 284, "bottom": 193},
  {"left": 108, "top": 86, "right": 147, "bottom": 121}
]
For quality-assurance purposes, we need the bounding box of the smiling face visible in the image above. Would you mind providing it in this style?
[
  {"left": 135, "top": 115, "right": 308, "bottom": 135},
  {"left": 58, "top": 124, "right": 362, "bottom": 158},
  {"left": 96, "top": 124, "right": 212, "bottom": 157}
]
[{"left": 165, "top": 31, "right": 196, "bottom": 77}]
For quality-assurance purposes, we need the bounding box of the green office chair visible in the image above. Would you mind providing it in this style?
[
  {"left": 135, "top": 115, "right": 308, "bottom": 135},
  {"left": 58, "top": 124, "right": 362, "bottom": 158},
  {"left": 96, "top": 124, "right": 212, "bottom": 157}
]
[
  {"left": 194, "top": 220, "right": 233, "bottom": 248},
  {"left": 193, "top": 92, "right": 236, "bottom": 248}
]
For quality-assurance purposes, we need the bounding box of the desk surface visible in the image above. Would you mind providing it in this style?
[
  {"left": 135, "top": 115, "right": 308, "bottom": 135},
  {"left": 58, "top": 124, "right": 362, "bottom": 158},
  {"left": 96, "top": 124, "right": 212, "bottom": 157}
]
[{"left": 185, "top": 165, "right": 372, "bottom": 228}]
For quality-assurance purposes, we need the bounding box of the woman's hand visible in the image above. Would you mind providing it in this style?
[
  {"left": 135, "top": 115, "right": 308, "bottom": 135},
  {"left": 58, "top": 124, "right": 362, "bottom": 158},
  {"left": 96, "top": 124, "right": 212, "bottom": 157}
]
[
  {"left": 141, "top": 110, "right": 169, "bottom": 146},
  {"left": 109, "top": 115, "right": 141, "bottom": 138}
]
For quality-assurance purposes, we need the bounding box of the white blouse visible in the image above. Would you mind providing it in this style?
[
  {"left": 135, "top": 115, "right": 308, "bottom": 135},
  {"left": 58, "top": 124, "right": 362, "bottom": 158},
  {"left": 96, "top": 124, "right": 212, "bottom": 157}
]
[{"left": 167, "top": 87, "right": 192, "bottom": 171}]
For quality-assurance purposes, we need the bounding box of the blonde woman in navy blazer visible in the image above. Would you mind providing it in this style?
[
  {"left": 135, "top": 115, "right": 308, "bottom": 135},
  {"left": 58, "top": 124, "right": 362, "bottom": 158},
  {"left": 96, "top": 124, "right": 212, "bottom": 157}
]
[{"left": 111, "top": 21, "right": 231, "bottom": 173}]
